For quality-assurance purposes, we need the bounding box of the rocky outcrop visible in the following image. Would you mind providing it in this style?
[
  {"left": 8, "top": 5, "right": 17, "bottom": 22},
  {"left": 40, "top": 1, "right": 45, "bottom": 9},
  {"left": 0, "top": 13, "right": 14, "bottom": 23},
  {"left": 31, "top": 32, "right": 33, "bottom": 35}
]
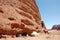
[
  {"left": 0, "top": 0, "right": 46, "bottom": 36},
  {"left": 41, "top": 21, "right": 46, "bottom": 29},
  {"left": 41, "top": 21, "right": 48, "bottom": 33},
  {"left": 52, "top": 25, "right": 60, "bottom": 30}
]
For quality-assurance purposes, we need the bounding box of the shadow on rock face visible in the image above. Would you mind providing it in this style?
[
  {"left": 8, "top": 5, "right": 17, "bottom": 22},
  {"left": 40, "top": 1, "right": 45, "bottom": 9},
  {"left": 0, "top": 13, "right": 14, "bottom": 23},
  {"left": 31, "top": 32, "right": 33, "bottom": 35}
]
[
  {"left": 21, "top": 33, "right": 27, "bottom": 36},
  {"left": 16, "top": 31, "right": 38, "bottom": 37},
  {"left": 16, "top": 33, "right": 27, "bottom": 37}
]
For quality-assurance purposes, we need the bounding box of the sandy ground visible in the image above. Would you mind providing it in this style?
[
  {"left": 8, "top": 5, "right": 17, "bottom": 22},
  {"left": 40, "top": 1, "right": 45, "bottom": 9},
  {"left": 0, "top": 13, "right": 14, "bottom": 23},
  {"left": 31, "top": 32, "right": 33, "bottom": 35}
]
[{"left": 0, "top": 30, "right": 60, "bottom": 40}]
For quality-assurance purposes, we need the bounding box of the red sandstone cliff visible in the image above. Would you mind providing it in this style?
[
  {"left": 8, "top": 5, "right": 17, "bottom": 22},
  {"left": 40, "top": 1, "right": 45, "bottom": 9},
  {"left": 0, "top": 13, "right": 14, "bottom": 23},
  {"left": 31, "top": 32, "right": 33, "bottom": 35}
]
[{"left": 0, "top": 0, "right": 46, "bottom": 35}]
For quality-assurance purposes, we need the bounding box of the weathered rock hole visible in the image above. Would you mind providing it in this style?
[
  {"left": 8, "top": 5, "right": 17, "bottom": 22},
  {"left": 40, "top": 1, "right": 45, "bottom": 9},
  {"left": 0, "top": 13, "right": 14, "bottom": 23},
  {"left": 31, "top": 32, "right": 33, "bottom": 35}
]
[
  {"left": 8, "top": 17, "right": 15, "bottom": 21},
  {"left": 0, "top": 9, "right": 4, "bottom": 13},
  {"left": 11, "top": 23, "right": 20, "bottom": 28},
  {"left": 10, "top": 4, "right": 13, "bottom": 7},
  {"left": 36, "top": 27, "right": 38, "bottom": 29},
  {"left": 11, "top": 23, "right": 25, "bottom": 29}
]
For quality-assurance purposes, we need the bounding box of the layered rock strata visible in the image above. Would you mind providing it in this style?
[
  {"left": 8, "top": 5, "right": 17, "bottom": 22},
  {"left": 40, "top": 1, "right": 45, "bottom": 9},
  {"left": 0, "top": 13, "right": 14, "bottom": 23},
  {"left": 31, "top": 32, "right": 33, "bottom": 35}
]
[{"left": 0, "top": 0, "right": 46, "bottom": 36}]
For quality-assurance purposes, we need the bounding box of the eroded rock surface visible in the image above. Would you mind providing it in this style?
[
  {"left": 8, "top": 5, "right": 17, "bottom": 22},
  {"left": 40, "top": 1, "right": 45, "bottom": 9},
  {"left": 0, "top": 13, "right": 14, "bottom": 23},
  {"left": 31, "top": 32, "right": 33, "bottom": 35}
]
[{"left": 0, "top": 0, "right": 47, "bottom": 36}]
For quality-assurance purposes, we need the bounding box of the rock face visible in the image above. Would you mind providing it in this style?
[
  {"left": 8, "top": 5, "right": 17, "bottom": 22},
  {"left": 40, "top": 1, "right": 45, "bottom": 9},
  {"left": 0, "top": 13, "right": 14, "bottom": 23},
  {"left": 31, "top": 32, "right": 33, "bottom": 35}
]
[
  {"left": 41, "top": 21, "right": 48, "bottom": 33},
  {"left": 41, "top": 21, "right": 46, "bottom": 29},
  {"left": 0, "top": 0, "right": 46, "bottom": 35},
  {"left": 52, "top": 25, "right": 60, "bottom": 30}
]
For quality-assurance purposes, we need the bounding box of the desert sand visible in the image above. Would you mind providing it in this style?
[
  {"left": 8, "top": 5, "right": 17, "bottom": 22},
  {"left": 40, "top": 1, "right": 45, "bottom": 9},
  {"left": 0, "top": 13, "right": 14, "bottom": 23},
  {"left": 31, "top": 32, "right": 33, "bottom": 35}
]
[{"left": 0, "top": 30, "right": 60, "bottom": 40}]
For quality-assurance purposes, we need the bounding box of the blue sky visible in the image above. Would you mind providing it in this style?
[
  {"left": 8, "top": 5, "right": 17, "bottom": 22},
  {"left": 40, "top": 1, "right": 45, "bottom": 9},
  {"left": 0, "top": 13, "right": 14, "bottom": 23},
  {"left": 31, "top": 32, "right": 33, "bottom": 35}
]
[{"left": 36, "top": 0, "right": 60, "bottom": 29}]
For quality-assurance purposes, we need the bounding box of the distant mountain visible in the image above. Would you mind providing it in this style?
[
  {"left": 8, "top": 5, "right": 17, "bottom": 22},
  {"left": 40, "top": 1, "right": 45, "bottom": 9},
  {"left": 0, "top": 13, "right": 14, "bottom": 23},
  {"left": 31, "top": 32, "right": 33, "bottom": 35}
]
[{"left": 52, "top": 25, "right": 60, "bottom": 30}]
